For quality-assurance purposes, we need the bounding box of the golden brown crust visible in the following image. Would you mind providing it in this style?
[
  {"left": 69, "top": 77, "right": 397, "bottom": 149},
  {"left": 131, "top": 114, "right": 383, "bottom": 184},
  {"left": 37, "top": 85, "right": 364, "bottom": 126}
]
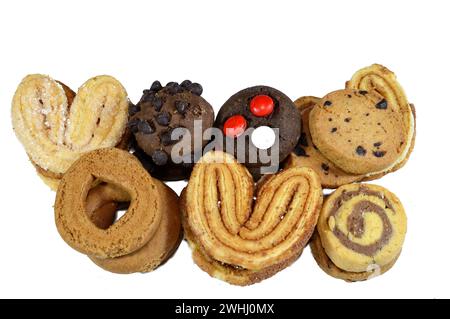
[{"left": 310, "top": 231, "right": 399, "bottom": 282}]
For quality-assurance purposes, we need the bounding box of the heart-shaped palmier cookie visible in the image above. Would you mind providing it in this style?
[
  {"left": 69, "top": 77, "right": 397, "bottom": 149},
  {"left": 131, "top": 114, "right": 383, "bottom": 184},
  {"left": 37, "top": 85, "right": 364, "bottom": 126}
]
[
  {"left": 12, "top": 74, "right": 129, "bottom": 190},
  {"left": 181, "top": 151, "right": 323, "bottom": 285}
]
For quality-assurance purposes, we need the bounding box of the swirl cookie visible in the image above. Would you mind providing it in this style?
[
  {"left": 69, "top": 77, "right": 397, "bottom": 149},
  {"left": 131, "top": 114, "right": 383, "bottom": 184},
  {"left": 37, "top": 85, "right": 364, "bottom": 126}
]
[
  {"left": 310, "top": 183, "right": 407, "bottom": 281},
  {"left": 55, "top": 148, "right": 182, "bottom": 273},
  {"left": 128, "top": 80, "right": 214, "bottom": 181},
  {"left": 346, "top": 64, "right": 416, "bottom": 174},
  {"left": 214, "top": 86, "right": 301, "bottom": 180},
  {"left": 181, "top": 151, "right": 322, "bottom": 285},
  {"left": 309, "top": 89, "right": 407, "bottom": 175},
  {"left": 12, "top": 74, "right": 129, "bottom": 190}
]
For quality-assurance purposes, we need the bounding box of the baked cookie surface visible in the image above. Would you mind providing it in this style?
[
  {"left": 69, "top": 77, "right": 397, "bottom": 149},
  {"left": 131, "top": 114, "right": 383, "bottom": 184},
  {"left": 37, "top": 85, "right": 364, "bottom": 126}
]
[
  {"left": 309, "top": 89, "right": 406, "bottom": 175},
  {"left": 313, "top": 183, "right": 407, "bottom": 279}
]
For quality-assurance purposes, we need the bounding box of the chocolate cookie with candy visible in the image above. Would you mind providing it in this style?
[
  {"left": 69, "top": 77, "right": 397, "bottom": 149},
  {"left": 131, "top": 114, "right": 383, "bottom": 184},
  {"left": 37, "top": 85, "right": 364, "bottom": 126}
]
[
  {"left": 128, "top": 80, "right": 214, "bottom": 181},
  {"left": 214, "top": 86, "right": 301, "bottom": 180}
]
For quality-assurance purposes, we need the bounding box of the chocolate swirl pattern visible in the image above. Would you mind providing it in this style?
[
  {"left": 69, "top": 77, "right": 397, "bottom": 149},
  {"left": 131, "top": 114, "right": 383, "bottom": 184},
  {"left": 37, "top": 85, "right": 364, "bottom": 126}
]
[
  {"left": 315, "top": 183, "right": 407, "bottom": 277},
  {"left": 346, "top": 64, "right": 415, "bottom": 174},
  {"left": 12, "top": 74, "right": 129, "bottom": 190},
  {"left": 182, "top": 151, "right": 323, "bottom": 285}
]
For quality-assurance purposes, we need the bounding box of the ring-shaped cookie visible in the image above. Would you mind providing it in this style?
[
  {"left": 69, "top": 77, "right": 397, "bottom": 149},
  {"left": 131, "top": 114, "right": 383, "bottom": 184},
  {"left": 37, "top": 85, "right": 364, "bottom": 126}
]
[{"left": 55, "top": 148, "right": 162, "bottom": 259}]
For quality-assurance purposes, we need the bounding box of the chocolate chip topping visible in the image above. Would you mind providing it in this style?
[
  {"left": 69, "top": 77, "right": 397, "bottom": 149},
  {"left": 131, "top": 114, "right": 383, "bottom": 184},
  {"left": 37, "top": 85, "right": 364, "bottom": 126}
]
[
  {"left": 128, "top": 103, "right": 141, "bottom": 116},
  {"left": 328, "top": 186, "right": 395, "bottom": 257},
  {"left": 150, "top": 81, "right": 163, "bottom": 92},
  {"left": 141, "top": 91, "right": 155, "bottom": 103},
  {"left": 155, "top": 112, "right": 171, "bottom": 126},
  {"left": 137, "top": 119, "right": 155, "bottom": 134},
  {"left": 373, "top": 150, "right": 386, "bottom": 158},
  {"left": 180, "top": 80, "right": 192, "bottom": 88},
  {"left": 151, "top": 150, "right": 168, "bottom": 166},
  {"left": 356, "top": 146, "right": 367, "bottom": 156},
  {"left": 324, "top": 100, "right": 332, "bottom": 107},
  {"left": 188, "top": 83, "right": 203, "bottom": 96},
  {"left": 175, "top": 100, "right": 189, "bottom": 115},
  {"left": 152, "top": 96, "right": 163, "bottom": 111},
  {"left": 127, "top": 118, "right": 140, "bottom": 133},
  {"left": 167, "top": 82, "right": 183, "bottom": 95},
  {"left": 160, "top": 129, "right": 176, "bottom": 146},
  {"left": 376, "top": 99, "right": 388, "bottom": 110}
]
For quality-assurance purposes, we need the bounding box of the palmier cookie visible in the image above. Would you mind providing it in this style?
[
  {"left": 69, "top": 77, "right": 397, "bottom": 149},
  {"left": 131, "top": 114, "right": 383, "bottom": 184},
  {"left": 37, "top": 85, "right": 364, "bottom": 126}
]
[
  {"left": 181, "top": 151, "right": 322, "bottom": 285},
  {"left": 12, "top": 74, "right": 129, "bottom": 190},
  {"left": 309, "top": 89, "right": 407, "bottom": 175},
  {"left": 55, "top": 148, "right": 182, "bottom": 273},
  {"left": 214, "top": 86, "right": 301, "bottom": 180},
  {"left": 310, "top": 183, "right": 407, "bottom": 281},
  {"left": 128, "top": 80, "right": 214, "bottom": 181},
  {"left": 346, "top": 64, "right": 416, "bottom": 174}
]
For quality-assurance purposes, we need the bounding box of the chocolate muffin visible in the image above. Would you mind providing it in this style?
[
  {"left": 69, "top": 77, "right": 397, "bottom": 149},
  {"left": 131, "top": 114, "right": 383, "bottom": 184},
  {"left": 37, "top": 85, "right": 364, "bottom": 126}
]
[
  {"left": 128, "top": 80, "right": 214, "bottom": 181},
  {"left": 214, "top": 86, "right": 301, "bottom": 180}
]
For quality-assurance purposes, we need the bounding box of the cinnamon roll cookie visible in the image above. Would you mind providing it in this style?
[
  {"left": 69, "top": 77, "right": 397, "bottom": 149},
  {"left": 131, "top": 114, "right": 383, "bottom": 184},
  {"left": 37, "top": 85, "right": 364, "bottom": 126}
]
[
  {"left": 12, "top": 74, "right": 129, "bottom": 190},
  {"left": 55, "top": 148, "right": 182, "bottom": 274},
  {"left": 310, "top": 183, "right": 407, "bottom": 281},
  {"left": 181, "top": 151, "right": 322, "bottom": 285}
]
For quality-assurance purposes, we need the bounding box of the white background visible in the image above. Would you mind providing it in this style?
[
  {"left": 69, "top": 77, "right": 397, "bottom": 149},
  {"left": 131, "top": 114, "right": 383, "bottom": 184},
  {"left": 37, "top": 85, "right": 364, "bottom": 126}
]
[{"left": 0, "top": 0, "right": 448, "bottom": 299}]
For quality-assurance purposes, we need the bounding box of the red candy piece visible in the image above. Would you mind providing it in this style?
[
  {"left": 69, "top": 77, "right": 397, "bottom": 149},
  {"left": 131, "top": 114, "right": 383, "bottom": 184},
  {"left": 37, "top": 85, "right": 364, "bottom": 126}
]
[
  {"left": 223, "top": 115, "right": 247, "bottom": 137},
  {"left": 250, "top": 95, "right": 274, "bottom": 117}
]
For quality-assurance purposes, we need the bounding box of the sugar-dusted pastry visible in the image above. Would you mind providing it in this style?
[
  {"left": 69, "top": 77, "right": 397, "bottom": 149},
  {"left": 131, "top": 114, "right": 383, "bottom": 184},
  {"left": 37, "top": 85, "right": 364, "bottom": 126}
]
[
  {"left": 310, "top": 183, "right": 407, "bottom": 281},
  {"left": 181, "top": 151, "right": 322, "bottom": 285},
  {"left": 12, "top": 74, "right": 129, "bottom": 190},
  {"left": 128, "top": 80, "right": 214, "bottom": 181},
  {"left": 54, "top": 148, "right": 182, "bottom": 273},
  {"left": 214, "top": 86, "right": 301, "bottom": 180}
]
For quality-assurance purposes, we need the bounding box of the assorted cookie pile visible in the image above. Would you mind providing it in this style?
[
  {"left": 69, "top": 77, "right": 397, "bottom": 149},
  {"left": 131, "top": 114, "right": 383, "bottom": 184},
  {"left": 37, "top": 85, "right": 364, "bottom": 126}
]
[{"left": 11, "top": 64, "right": 415, "bottom": 285}]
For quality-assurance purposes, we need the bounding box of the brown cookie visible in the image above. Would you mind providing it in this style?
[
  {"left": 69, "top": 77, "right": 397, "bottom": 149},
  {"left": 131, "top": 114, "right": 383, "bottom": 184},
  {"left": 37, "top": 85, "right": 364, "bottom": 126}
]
[
  {"left": 310, "top": 231, "right": 399, "bottom": 282},
  {"left": 309, "top": 89, "right": 407, "bottom": 175},
  {"left": 55, "top": 148, "right": 182, "bottom": 274},
  {"left": 285, "top": 96, "right": 365, "bottom": 188},
  {"left": 285, "top": 98, "right": 417, "bottom": 187}
]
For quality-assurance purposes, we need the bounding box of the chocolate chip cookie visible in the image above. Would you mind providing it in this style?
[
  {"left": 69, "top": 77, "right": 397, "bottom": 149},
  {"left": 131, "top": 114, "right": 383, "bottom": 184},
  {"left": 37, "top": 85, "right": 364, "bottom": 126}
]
[{"left": 128, "top": 80, "right": 214, "bottom": 180}]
